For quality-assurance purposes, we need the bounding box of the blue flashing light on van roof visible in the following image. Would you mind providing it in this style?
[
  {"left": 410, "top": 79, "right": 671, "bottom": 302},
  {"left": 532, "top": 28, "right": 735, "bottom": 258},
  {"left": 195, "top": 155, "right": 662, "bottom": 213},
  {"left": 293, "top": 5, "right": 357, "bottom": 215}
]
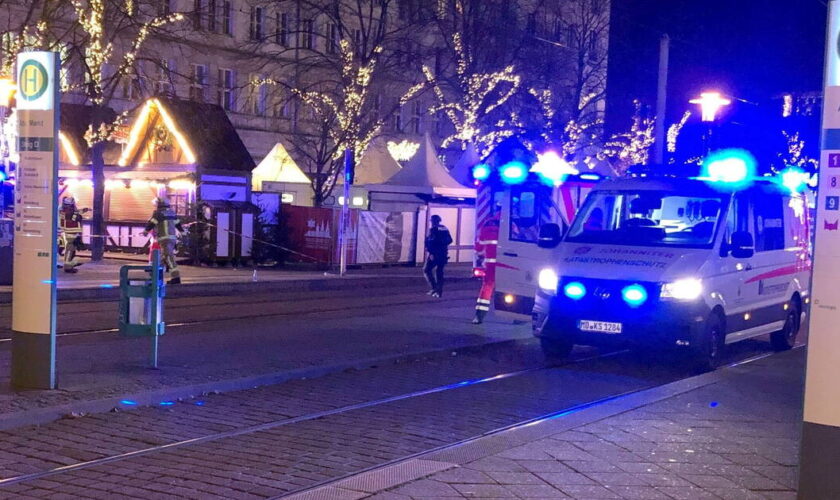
[
  {"left": 700, "top": 149, "right": 756, "bottom": 187},
  {"left": 779, "top": 166, "right": 809, "bottom": 193},
  {"left": 472, "top": 163, "right": 491, "bottom": 181},
  {"left": 563, "top": 281, "right": 587, "bottom": 300},
  {"left": 621, "top": 284, "right": 648, "bottom": 308},
  {"left": 532, "top": 151, "right": 578, "bottom": 186},
  {"left": 0, "top": 171, "right": 6, "bottom": 182},
  {"left": 500, "top": 161, "right": 529, "bottom": 184},
  {"left": 579, "top": 173, "right": 601, "bottom": 181}
]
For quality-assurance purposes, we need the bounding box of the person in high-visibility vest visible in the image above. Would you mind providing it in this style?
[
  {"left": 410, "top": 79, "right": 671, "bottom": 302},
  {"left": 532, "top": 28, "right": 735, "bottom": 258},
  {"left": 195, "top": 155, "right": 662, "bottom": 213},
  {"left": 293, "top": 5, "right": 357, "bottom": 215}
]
[
  {"left": 58, "top": 196, "right": 85, "bottom": 273},
  {"left": 142, "top": 197, "right": 185, "bottom": 285},
  {"left": 472, "top": 218, "right": 500, "bottom": 324}
]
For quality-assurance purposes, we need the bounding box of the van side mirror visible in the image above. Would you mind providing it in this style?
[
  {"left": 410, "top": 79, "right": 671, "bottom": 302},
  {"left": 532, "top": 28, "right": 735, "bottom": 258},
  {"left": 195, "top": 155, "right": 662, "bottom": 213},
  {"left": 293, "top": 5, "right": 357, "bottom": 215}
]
[
  {"left": 728, "top": 231, "right": 754, "bottom": 259},
  {"left": 538, "top": 223, "right": 563, "bottom": 249}
]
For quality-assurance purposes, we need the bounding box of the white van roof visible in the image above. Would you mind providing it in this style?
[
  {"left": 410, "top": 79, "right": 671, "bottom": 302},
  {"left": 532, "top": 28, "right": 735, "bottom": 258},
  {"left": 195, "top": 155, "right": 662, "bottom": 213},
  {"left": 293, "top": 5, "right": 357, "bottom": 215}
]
[{"left": 592, "top": 176, "right": 787, "bottom": 196}]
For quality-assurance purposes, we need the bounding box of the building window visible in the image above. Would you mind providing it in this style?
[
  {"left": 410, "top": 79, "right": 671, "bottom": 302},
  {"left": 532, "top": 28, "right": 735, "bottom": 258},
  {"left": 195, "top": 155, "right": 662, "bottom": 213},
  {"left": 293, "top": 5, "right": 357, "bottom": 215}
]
[
  {"left": 301, "top": 19, "right": 314, "bottom": 49},
  {"left": 246, "top": 74, "right": 267, "bottom": 115},
  {"left": 249, "top": 7, "right": 265, "bottom": 41},
  {"left": 393, "top": 108, "right": 402, "bottom": 132},
  {"left": 354, "top": 29, "right": 363, "bottom": 56},
  {"left": 193, "top": 0, "right": 203, "bottom": 30},
  {"left": 208, "top": 0, "right": 217, "bottom": 31},
  {"left": 121, "top": 70, "right": 143, "bottom": 100},
  {"left": 327, "top": 23, "right": 339, "bottom": 54},
  {"left": 412, "top": 101, "right": 422, "bottom": 134},
  {"left": 217, "top": 68, "right": 234, "bottom": 111},
  {"left": 222, "top": 1, "right": 233, "bottom": 36},
  {"left": 189, "top": 64, "right": 207, "bottom": 102},
  {"left": 158, "top": 0, "right": 171, "bottom": 16},
  {"left": 372, "top": 94, "right": 381, "bottom": 123},
  {"left": 276, "top": 12, "right": 290, "bottom": 46},
  {"left": 526, "top": 13, "right": 537, "bottom": 35},
  {"left": 153, "top": 60, "right": 173, "bottom": 96}
]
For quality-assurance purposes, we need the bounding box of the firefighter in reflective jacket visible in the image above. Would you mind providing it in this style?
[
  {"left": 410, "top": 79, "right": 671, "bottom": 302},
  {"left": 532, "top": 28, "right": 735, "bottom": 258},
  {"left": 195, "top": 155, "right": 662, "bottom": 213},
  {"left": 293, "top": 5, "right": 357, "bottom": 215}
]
[
  {"left": 59, "top": 197, "right": 85, "bottom": 273},
  {"left": 472, "top": 218, "right": 500, "bottom": 324},
  {"left": 143, "top": 198, "right": 185, "bottom": 285}
]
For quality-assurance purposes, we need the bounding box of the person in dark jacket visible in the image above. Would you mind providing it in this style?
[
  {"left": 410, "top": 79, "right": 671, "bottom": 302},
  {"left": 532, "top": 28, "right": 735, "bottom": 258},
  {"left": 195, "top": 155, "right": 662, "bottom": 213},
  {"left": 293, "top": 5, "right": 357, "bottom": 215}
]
[{"left": 424, "top": 214, "right": 453, "bottom": 297}]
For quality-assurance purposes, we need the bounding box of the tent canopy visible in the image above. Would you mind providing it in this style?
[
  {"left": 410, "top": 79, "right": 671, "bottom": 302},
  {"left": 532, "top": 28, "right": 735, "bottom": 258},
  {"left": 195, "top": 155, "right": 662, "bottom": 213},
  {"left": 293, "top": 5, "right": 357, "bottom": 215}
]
[
  {"left": 252, "top": 142, "right": 311, "bottom": 190},
  {"left": 378, "top": 133, "right": 475, "bottom": 198},
  {"left": 449, "top": 142, "right": 481, "bottom": 187},
  {"left": 354, "top": 137, "right": 403, "bottom": 185}
]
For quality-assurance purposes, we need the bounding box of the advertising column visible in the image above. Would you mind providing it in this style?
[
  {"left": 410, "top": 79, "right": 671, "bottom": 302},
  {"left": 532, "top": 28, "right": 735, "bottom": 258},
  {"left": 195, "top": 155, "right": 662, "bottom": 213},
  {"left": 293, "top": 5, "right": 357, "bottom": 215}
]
[{"left": 10, "top": 52, "right": 59, "bottom": 390}]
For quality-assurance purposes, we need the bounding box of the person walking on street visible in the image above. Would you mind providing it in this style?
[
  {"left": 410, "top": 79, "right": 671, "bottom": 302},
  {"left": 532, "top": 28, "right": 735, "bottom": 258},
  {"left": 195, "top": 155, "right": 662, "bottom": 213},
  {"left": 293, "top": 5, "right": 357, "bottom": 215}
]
[
  {"left": 472, "top": 218, "right": 500, "bottom": 324},
  {"left": 424, "top": 214, "right": 453, "bottom": 298},
  {"left": 58, "top": 196, "right": 86, "bottom": 273},
  {"left": 142, "top": 197, "right": 185, "bottom": 285}
]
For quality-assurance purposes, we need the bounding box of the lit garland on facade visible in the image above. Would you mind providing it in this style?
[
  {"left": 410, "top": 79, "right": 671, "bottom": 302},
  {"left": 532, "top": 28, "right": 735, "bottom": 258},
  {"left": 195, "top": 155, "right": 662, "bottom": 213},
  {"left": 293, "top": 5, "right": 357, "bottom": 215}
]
[
  {"left": 422, "top": 33, "right": 522, "bottom": 158},
  {"left": 387, "top": 140, "right": 420, "bottom": 162}
]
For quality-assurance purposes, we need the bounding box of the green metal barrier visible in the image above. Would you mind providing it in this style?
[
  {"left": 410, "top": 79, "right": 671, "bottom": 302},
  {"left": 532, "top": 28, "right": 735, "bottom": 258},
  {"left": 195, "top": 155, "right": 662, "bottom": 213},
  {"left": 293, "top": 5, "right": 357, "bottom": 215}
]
[{"left": 118, "top": 250, "right": 165, "bottom": 367}]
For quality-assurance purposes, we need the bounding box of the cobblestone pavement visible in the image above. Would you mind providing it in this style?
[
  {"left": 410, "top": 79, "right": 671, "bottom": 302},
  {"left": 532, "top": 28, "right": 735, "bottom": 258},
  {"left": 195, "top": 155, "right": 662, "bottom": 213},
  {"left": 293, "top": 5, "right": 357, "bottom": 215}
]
[
  {"left": 357, "top": 349, "right": 803, "bottom": 500},
  {"left": 0, "top": 283, "right": 540, "bottom": 415},
  {"left": 0, "top": 335, "right": 783, "bottom": 499}
]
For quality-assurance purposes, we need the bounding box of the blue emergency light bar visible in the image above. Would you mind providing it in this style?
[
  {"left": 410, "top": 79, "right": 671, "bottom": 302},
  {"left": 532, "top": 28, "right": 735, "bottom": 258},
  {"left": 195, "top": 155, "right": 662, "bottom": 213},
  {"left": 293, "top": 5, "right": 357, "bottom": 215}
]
[
  {"left": 500, "top": 161, "right": 529, "bottom": 184},
  {"left": 472, "top": 163, "right": 491, "bottom": 181}
]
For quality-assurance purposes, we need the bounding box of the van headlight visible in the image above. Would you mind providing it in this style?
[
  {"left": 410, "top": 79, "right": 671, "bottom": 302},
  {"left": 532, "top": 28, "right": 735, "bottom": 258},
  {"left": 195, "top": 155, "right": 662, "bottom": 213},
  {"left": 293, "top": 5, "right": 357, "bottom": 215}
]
[
  {"left": 538, "top": 268, "right": 559, "bottom": 294},
  {"left": 661, "top": 278, "right": 703, "bottom": 301}
]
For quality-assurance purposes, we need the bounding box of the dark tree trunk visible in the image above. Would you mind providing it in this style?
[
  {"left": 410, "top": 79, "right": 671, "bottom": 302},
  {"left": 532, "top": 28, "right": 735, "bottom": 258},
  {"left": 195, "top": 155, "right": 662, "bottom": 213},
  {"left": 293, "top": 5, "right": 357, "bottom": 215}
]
[{"left": 90, "top": 105, "right": 107, "bottom": 261}]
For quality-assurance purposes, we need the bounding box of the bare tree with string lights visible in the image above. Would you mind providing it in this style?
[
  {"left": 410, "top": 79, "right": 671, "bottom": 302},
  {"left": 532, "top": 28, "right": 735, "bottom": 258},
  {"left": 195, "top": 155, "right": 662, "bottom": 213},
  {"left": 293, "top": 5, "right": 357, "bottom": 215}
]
[
  {"left": 240, "top": 0, "right": 428, "bottom": 206},
  {"left": 61, "top": 0, "right": 184, "bottom": 260}
]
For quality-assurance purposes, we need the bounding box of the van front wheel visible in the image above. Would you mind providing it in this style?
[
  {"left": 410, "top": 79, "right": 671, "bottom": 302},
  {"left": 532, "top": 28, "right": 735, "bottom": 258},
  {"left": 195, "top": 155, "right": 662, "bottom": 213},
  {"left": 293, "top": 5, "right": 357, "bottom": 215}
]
[
  {"left": 690, "top": 314, "right": 725, "bottom": 373},
  {"left": 771, "top": 302, "right": 801, "bottom": 351},
  {"left": 540, "top": 337, "right": 573, "bottom": 362}
]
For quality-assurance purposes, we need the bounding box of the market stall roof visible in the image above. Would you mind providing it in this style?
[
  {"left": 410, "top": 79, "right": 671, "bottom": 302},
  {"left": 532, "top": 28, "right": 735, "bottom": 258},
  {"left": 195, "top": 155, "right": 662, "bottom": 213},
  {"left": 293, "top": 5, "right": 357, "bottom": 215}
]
[
  {"left": 354, "top": 137, "right": 402, "bottom": 185},
  {"left": 119, "top": 97, "right": 255, "bottom": 172},
  {"left": 59, "top": 103, "right": 121, "bottom": 166},
  {"left": 449, "top": 142, "right": 481, "bottom": 187},
  {"left": 377, "top": 133, "right": 475, "bottom": 198},
  {"left": 252, "top": 142, "right": 310, "bottom": 190}
]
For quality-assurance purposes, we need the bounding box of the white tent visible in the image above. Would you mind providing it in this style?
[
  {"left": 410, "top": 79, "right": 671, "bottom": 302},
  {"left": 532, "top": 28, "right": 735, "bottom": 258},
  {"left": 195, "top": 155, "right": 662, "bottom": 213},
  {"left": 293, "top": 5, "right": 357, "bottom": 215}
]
[
  {"left": 380, "top": 133, "right": 475, "bottom": 198},
  {"left": 449, "top": 142, "right": 481, "bottom": 187},
  {"left": 251, "top": 142, "right": 314, "bottom": 206},
  {"left": 354, "top": 137, "right": 403, "bottom": 185}
]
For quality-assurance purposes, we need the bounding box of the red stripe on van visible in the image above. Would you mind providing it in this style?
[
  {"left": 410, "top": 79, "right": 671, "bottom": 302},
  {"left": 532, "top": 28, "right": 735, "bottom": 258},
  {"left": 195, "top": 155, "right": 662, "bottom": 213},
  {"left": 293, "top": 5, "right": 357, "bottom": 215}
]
[{"left": 744, "top": 263, "right": 812, "bottom": 284}]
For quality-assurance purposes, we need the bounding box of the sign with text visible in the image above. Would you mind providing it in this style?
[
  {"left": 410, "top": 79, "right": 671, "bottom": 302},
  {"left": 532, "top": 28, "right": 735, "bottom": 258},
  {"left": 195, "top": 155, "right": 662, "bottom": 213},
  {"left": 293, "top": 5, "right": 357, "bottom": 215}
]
[{"left": 11, "top": 51, "right": 59, "bottom": 389}]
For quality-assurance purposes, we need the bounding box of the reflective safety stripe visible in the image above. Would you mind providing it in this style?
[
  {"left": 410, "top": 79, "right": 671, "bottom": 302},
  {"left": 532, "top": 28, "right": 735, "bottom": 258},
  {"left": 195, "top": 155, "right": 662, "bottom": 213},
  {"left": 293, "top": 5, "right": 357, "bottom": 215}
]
[
  {"left": 484, "top": 258, "right": 497, "bottom": 263},
  {"left": 476, "top": 305, "right": 490, "bottom": 311},
  {"left": 476, "top": 298, "right": 491, "bottom": 304},
  {"left": 478, "top": 240, "right": 499, "bottom": 245}
]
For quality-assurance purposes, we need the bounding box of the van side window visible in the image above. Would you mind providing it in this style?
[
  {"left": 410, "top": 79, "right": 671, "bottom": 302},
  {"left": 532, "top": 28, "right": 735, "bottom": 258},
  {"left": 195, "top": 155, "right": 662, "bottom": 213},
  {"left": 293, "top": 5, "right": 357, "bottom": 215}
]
[
  {"left": 510, "top": 188, "right": 539, "bottom": 243},
  {"left": 724, "top": 193, "right": 750, "bottom": 237},
  {"left": 753, "top": 193, "right": 785, "bottom": 252}
]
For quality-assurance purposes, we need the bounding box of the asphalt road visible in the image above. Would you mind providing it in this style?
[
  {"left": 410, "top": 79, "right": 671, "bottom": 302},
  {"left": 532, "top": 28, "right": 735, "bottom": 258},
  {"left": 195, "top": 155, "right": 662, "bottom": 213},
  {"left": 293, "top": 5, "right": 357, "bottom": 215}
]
[{"left": 0, "top": 281, "right": 794, "bottom": 499}]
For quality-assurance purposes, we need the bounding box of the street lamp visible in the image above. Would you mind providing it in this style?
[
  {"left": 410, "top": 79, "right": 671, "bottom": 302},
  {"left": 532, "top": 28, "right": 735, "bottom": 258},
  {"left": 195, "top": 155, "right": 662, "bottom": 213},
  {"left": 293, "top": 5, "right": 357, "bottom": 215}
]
[
  {"left": 690, "top": 91, "right": 731, "bottom": 152},
  {"left": 690, "top": 91, "right": 731, "bottom": 122}
]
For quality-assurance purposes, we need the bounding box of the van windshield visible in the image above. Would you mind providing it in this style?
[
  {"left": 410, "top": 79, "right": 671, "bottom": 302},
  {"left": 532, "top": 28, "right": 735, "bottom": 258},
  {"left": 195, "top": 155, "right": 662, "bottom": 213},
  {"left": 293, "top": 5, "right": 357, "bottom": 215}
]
[{"left": 565, "top": 190, "right": 730, "bottom": 248}]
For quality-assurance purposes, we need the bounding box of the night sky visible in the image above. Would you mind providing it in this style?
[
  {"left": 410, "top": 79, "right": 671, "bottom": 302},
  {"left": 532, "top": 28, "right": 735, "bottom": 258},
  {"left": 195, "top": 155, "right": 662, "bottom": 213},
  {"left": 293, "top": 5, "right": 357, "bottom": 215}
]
[{"left": 606, "top": 0, "right": 828, "bottom": 134}]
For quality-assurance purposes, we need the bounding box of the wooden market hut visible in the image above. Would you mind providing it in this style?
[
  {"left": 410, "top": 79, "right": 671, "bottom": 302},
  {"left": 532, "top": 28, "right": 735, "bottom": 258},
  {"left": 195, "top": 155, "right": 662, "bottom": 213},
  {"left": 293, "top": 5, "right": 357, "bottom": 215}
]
[{"left": 59, "top": 98, "right": 257, "bottom": 260}]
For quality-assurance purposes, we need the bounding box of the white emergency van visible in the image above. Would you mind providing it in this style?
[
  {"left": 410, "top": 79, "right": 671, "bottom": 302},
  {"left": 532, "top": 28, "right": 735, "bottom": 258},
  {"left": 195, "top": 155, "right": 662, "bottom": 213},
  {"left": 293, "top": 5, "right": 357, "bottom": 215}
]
[
  {"left": 490, "top": 176, "right": 599, "bottom": 319},
  {"left": 532, "top": 175, "right": 811, "bottom": 370}
]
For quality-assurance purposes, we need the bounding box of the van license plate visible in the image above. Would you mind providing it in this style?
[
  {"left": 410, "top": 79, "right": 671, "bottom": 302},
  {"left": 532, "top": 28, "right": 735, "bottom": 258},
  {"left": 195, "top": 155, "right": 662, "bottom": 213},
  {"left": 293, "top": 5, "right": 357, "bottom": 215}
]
[{"left": 579, "top": 320, "right": 622, "bottom": 334}]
